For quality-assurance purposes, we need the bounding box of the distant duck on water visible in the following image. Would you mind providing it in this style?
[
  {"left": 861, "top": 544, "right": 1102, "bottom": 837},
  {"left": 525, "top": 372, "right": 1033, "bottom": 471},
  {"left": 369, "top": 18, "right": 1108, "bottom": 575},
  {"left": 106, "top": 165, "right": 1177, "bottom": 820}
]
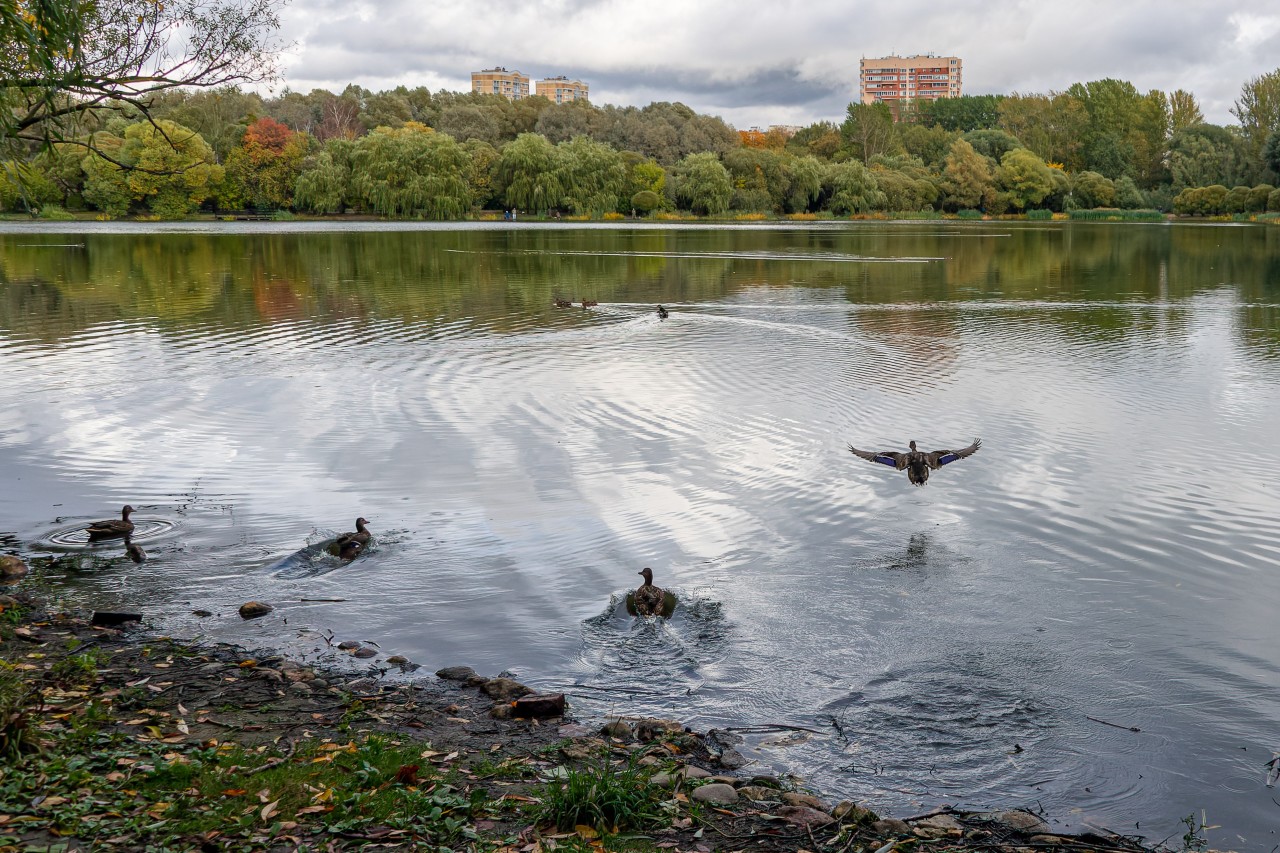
[
  {"left": 124, "top": 537, "right": 146, "bottom": 563},
  {"left": 656, "top": 305, "right": 669, "bottom": 320},
  {"left": 554, "top": 298, "right": 574, "bottom": 308},
  {"left": 847, "top": 438, "right": 982, "bottom": 486},
  {"left": 86, "top": 505, "right": 135, "bottom": 540},
  {"left": 581, "top": 299, "right": 598, "bottom": 308}
]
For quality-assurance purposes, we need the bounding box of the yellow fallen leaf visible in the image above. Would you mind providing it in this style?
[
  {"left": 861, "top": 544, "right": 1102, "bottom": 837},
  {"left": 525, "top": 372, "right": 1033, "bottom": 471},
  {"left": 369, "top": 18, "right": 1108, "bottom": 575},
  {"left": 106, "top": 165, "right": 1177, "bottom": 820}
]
[{"left": 575, "top": 825, "right": 598, "bottom": 839}]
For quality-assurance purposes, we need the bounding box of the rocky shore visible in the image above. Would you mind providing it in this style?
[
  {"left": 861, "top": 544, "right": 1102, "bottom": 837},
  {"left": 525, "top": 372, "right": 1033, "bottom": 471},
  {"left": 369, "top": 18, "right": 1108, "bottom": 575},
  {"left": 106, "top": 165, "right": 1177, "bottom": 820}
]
[{"left": 0, "top": 584, "right": 1165, "bottom": 852}]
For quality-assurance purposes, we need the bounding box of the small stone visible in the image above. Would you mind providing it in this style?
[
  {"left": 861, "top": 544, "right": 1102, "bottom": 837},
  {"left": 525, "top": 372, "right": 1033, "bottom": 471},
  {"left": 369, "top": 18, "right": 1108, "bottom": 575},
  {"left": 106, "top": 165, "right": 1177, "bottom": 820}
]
[
  {"left": 736, "top": 786, "right": 780, "bottom": 802},
  {"left": 489, "top": 703, "right": 513, "bottom": 719},
  {"left": 872, "top": 818, "right": 911, "bottom": 835},
  {"left": 777, "top": 805, "right": 834, "bottom": 828},
  {"left": 385, "top": 655, "right": 408, "bottom": 665},
  {"left": 782, "top": 792, "right": 825, "bottom": 810},
  {"left": 336, "top": 640, "right": 360, "bottom": 650},
  {"left": 465, "top": 675, "right": 489, "bottom": 687},
  {"left": 635, "top": 718, "right": 684, "bottom": 741},
  {"left": 310, "top": 678, "right": 329, "bottom": 688},
  {"left": 913, "top": 814, "right": 964, "bottom": 837},
  {"left": 747, "top": 774, "right": 782, "bottom": 789},
  {"left": 290, "top": 681, "right": 312, "bottom": 694},
  {"left": 684, "top": 765, "right": 712, "bottom": 779},
  {"left": 649, "top": 772, "right": 676, "bottom": 788},
  {"left": 637, "top": 755, "right": 661, "bottom": 767},
  {"left": 561, "top": 738, "right": 604, "bottom": 761},
  {"left": 480, "top": 677, "right": 533, "bottom": 702},
  {"left": 0, "top": 556, "right": 28, "bottom": 579},
  {"left": 0, "top": 595, "right": 19, "bottom": 610},
  {"left": 832, "top": 801, "right": 877, "bottom": 822},
  {"left": 600, "top": 719, "right": 633, "bottom": 740},
  {"left": 993, "top": 811, "right": 1051, "bottom": 834},
  {"left": 435, "top": 665, "right": 478, "bottom": 681},
  {"left": 558, "top": 723, "right": 593, "bottom": 738},
  {"left": 353, "top": 647, "right": 377, "bottom": 658},
  {"left": 191, "top": 609, "right": 213, "bottom": 618},
  {"left": 238, "top": 601, "right": 273, "bottom": 619},
  {"left": 690, "top": 783, "right": 738, "bottom": 804},
  {"left": 715, "top": 749, "right": 747, "bottom": 769}
]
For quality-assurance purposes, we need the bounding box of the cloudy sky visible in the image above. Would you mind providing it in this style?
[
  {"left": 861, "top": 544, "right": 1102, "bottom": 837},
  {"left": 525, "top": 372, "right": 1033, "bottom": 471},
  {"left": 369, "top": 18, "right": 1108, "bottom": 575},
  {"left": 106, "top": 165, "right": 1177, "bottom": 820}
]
[{"left": 277, "top": 0, "right": 1280, "bottom": 129}]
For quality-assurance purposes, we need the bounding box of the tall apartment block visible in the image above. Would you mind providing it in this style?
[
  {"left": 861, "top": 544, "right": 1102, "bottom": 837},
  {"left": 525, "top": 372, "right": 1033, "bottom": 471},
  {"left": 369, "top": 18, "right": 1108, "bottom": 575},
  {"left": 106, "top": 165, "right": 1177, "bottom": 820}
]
[
  {"left": 859, "top": 54, "right": 962, "bottom": 107},
  {"left": 535, "top": 76, "right": 589, "bottom": 104},
  {"left": 471, "top": 67, "right": 531, "bottom": 101}
]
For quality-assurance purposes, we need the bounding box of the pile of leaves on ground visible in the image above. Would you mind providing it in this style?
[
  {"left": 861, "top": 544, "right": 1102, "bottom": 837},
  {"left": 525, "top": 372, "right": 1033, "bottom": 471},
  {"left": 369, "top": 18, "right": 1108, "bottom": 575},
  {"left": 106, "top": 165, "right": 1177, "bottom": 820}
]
[{"left": 0, "top": 590, "right": 1176, "bottom": 852}]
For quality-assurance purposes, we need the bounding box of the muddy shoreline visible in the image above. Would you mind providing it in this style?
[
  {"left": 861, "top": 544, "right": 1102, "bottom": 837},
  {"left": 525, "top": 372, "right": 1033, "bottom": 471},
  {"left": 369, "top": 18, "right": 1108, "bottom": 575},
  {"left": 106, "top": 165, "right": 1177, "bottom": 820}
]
[{"left": 0, "top": 586, "right": 1169, "bottom": 852}]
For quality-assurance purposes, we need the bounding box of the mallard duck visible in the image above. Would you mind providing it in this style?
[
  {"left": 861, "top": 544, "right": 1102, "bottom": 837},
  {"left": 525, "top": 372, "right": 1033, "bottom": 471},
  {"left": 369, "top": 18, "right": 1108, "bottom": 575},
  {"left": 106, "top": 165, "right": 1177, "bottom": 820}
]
[
  {"left": 327, "top": 517, "right": 371, "bottom": 556},
  {"left": 847, "top": 438, "right": 982, "bottom": 486},
  {"left": 336, "top": 539, "right": 363, "bottom": 561},
  {"left": 633, "top": 567, "right": 667, "bottom": 617},
  {"left": 554, "top": 298, "right": 573, "bottom": 308},
  {"left": 86, "top": 505, "right": 135, "bottom": 540},
  {"left": 656, "top": 305, "right": 669, "bottom": 319},
  {"left": 581, "top": 299, "right": 598, "bottom": 308},
  {"left": 124, "top": 537, "right": 146, "bottom": 563}
]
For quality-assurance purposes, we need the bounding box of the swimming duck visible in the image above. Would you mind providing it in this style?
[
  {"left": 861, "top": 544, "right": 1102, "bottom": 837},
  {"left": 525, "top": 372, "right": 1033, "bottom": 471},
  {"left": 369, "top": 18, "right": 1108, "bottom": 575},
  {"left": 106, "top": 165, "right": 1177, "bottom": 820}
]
[
  {"left": 554, "top": 298, "right": 573, "bottom": 308},
  {"left": 86, "top": 505, "right": 135, "bottom": 540},
  {"left": 327, "top": 517, "right": 371, "bottom": 556},
  {"left": 656, "top": 305, "right": 669, "bottom": 319},
  {"left": 633, "top": 567, "right": 667, "bottom": 617},
  {"left": 581, "top": 299, "right": 598, "bottom": 308},
  {"left": 847, "top": 438, "right": 982, "bottom": 486},
  {"left": 124, "top": 537, "right": 146, "bottom": 563},
  {"left": 336, "top": 539, "right": 363, "bottom": 561}
]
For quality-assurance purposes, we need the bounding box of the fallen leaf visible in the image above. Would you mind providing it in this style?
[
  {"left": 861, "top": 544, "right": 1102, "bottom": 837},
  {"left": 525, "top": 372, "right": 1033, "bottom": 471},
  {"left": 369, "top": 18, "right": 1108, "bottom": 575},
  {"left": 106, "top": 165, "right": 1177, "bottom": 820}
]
[
  {"left": 176, "top": 720, "right": 189, "bottom": 735},
  {"left": 222, "top": 789, "right": 246, "bottom": 797},
  {"left": 296, "top": 805, "right": 330, "bottom": 815},
  {"left": 261, "top": 800, "right": 279, "bottom": 820}
]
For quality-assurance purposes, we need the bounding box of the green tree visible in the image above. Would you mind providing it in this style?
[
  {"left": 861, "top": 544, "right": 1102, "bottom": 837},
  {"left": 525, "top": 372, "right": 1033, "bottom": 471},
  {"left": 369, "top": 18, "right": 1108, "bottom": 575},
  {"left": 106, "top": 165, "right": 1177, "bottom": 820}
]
[
  {"left": 463, "top": 139, "right": 501, "bottom": 209},
  {"left": 899, "top": 123, "right": 957, "bottom": 167},
  {"left": 821, "top": 159, "right": 885, "bottom": 214},
  {"left": 1168, "top": 124, "right": 1249, "bottom": 190},
  {"left": 723, "top": 146, "right": 787, "bottom": 211},
  {"left": 669, "top": 152, "right": 732, "bottom": 215},
  {"left": 1072, "top": 171, "right": 1116, "bottom": 208},
  {"left": 1231, "top": 68, "right": 1280, "bottom": 176},
  {"left": 1249, "top": 184, "right": 1274, "bottom": 212},
  {"left": 997, "top": 92, "right": 1087, "bottom": 169},
  {"left": 1168, "top": 89, "right": 1204, "bottom": 133},
  {"left": 81, "top": 120, "right": 223, "bottom": 218},
  {"left": 1264, "top": 130, "right": 1280, "bottom": 178},
  {"left": 939, "top": 138, "right": 994, "bottom": 210},
  {"left": 1113, "top": 176, "right": 1145, "bottom": 209},
  {"left": 995, "top": 148, "right": 1055, "bottom": 211},
  {"left": 294, "top": 138, "right": 356, "bottom": 214},
  {"left": 913, "top": 94, "right": 1003, "bottom": 132},
  {"left": 498, "top": 133, "right": 563, "bottom": 214},
  {"left": 347, "top": 124, "right": 471, "bottom": 218},
  {"left": 962, "top": 128, "right": 1023, "bottom": 161},
  {"left": 782, "top": 155, "right": 823, "bottom": 213},
  {"left": 631, "top": 190, "right": 660, "bottom": 214},
  {"left": 788, "top": 121, "right": 842, "bottom": 160},
  {"left": 555, "top": 136, "right": 625, "bottom": 216},
  {"left": 869, "top": 154, "right": 937, "bottom": 211},
  {"left": 840, "top": 102, "right": 901, "bottom": 164}
]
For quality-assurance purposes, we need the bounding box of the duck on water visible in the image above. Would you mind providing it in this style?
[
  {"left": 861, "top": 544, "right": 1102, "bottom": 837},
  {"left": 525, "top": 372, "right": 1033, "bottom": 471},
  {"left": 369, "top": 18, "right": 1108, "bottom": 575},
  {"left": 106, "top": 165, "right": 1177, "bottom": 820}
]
[
  {"left": 327, "top": 517, "right": 371, "bottom": 559},
  {"left": 629, "top": 567, "right": 676, "bottom": 618},
  {"left": 847, "top": 438, "right": 982, "bottom": 486},
  {"left": 86, "top": 505, "right": 135, "bottom": 540}
]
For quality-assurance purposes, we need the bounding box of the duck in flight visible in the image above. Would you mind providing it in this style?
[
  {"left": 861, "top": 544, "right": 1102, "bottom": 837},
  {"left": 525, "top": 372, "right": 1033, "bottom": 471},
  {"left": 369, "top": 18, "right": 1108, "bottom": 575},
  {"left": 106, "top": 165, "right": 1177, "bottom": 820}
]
[{"left": 847, "top": 439, "right": 982, "bottom": 486}]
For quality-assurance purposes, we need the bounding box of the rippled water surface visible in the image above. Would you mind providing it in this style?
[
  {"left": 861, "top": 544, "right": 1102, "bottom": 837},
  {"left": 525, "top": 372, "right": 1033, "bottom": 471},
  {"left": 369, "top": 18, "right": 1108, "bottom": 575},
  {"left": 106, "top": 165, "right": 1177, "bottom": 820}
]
[{"left": 3, "top": 221, "right": 1280, "bottom": 847}]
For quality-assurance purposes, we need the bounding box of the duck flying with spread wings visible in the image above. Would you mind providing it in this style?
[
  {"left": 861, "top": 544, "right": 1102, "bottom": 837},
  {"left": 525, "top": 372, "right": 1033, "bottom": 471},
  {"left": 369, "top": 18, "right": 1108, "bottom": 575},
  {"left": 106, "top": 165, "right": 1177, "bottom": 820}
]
[{"left": 847, "top": 438, "right": 982, "bottom": 486}]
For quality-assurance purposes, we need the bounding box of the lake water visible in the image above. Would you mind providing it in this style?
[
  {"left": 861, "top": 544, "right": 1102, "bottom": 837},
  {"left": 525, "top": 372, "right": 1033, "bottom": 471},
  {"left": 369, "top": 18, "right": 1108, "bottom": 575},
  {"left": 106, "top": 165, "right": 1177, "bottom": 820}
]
[{"left": 2, "top": 220, "right": 1279, "bottom": 848}]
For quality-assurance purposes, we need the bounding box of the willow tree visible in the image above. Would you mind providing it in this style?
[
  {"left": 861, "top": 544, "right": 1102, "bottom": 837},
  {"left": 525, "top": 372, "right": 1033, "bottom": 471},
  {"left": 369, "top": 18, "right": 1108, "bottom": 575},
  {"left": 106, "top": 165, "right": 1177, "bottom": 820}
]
[
  {"left": 821, "top": 159, "right": 885, "bottom": 214},
  {"left": 995, "top": 148, "right": 1056, "bottom": 211},
  {"left": 294, "top": 138, "right": 356, "bottom": 214},
  {"left": 669, "top": 152, "right": 731, "bottom": 215},
  {"left": 348, "top": 124, "right": 471, "bottom": 219},
  {"left": 497, "top": 132, "right": 563, "bottom": 214},
  {"left": 555, "top": 135, "right": 625, "bottom": 216},
  {"left": 939, "top": 138, "right": 994, "bottom": 210}
]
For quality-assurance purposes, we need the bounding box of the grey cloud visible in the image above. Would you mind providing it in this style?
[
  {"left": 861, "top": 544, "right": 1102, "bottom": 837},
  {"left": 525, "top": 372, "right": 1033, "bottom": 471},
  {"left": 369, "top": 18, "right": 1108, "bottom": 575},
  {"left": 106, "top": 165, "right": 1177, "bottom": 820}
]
[{"left": 278, "top": 0, "right": 1280, "bottom": 126}]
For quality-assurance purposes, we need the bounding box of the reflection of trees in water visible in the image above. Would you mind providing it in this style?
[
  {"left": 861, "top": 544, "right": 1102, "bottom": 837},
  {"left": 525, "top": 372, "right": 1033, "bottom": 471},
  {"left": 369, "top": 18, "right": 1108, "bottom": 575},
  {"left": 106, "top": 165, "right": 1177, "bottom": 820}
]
[{"left": 0, "top": 225, "right": 1276, "bottom": 354}]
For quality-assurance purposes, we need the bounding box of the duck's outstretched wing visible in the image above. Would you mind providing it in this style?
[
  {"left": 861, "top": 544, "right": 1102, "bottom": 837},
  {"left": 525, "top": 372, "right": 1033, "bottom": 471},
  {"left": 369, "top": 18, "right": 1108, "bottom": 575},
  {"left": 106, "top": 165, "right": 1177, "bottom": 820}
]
[
  {"left": 927, "top": 438, "right": 982, "bottom": 469},
  {"left": 848, "top": 444, "right": 907, "bottom": 470}
]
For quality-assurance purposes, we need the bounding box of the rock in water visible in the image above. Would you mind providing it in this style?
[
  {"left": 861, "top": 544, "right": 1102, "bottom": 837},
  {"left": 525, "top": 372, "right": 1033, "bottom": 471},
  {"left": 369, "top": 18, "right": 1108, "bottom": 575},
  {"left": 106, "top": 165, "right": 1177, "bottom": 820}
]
[
  {"left": 238, "top": 601, "right": 273, "bottom": 619},
  {"left": 91, "top": 611, "right": 142, "bottom": 627},
  {"left": 511, "top": 693, "right": 566, "bottom": 718}
]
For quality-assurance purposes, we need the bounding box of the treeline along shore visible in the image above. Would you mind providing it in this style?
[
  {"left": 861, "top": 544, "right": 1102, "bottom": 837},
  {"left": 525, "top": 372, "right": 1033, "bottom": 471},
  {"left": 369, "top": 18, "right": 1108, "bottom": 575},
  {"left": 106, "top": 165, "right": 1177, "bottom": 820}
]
[
  {"left": 4, "top": 69, "right": 1280, "bottom": 223},
  {"left": 0, "top": 580, "right": 1184, "bottom": 852}
]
